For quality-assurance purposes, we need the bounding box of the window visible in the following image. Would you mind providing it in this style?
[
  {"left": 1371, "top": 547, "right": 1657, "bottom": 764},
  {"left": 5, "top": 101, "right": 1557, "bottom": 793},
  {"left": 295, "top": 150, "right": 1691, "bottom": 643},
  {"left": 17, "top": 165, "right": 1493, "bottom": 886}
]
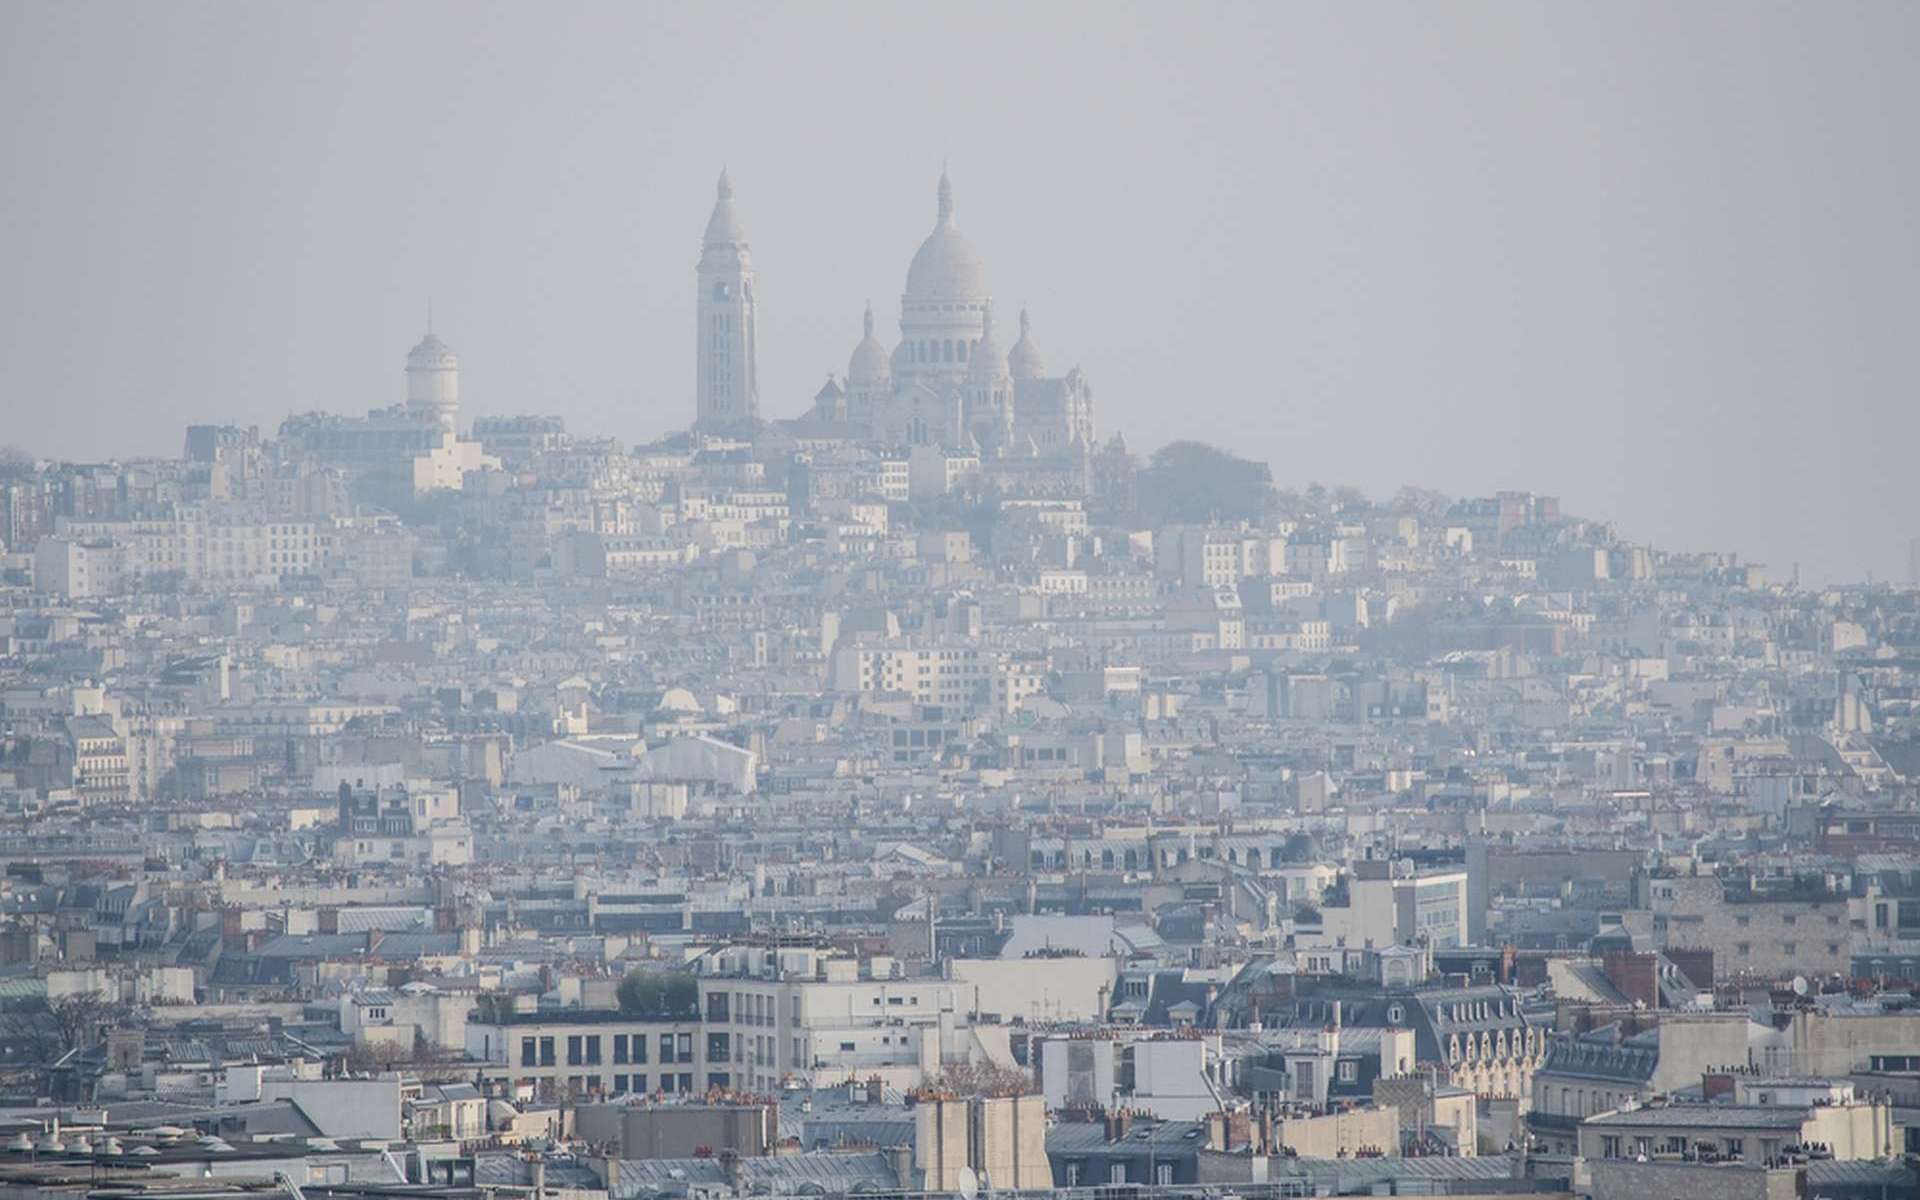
[
  {"left": 677, "top": 1033, "right": 693, "bottom": 1060},
  {"left": 677, "top": 1073, "right": 693, "bottom": 1093},
  {"left": 1110, "top": 1164, "right": 1128, "bottom": 1184},
  {"left": 539, "top": 1037, "right": 555, "bottom": 1067},
  {"left": 631, "top": 1073, "right": 648, "bottom": 1093},
  {"left": 614, "top": 1034, "right": 629, "bottom": 1065},
  {"left": 1337, "top": 1061, "right": 1357, "bottom": 1083},
  {"left": 632, "top": 1035, "right": 648, "bottom": 1064},
  {"left": 585, "top": 1035, "right": 602, "bottom": 1065},
  {"left": 567, "top": 1036, "right": 583, "bottom": 1067},
  {"left": 1782, "top": 942, "right": 1797, "bottom": 956},
  {"left": 708, "top": 1033, "right": 730, "bottom": 1061},
  {"left": 659, "top": 1034, "right": 676, "bottom": 1064},
  {"left": 521, "top": 1038, "right": 537, "bottom": 1068},
  {"left": 613, "top": 1075, "right": 628, "bottom": 1094},
  {"left": 1736, "top": 942, "right": 1751, "bottom": 957}
]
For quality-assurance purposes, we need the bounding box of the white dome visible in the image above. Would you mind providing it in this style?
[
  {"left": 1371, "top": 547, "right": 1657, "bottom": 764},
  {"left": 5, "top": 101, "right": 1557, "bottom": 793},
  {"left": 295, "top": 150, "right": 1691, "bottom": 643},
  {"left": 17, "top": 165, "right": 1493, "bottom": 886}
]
[
  {"left": 848, "top": 303, "right": 891, "bottom": 385},
  {"left": 906, "top": 228, "right": 987, "bottom": 301},
  {"left": 904, "top": 170, "right": 987, "bottom": 303},
  {"left": 407, "top": 333, "right": 456, "bottom": 370}
]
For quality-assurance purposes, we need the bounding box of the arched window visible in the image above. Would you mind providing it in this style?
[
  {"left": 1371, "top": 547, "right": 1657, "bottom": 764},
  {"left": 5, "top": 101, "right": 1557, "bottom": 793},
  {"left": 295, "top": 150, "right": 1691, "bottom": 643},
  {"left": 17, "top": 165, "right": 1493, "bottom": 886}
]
[
  {"left": 943, "top": 340, "right": 954, "bottom": 363},
  {"left": 958, "top": 340, "right": 969, "bottom": 362}
]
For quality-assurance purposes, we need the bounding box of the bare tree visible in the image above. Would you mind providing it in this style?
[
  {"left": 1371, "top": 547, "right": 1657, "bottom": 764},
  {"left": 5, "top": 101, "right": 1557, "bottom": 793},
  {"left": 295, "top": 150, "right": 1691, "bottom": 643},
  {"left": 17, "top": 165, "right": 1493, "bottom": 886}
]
[
  {"left": 920, "top": 1061, "right": 1037, "bottom": 1098},
  {"left": 49, "top": 991, "right": 129, "bottom": 1054}
]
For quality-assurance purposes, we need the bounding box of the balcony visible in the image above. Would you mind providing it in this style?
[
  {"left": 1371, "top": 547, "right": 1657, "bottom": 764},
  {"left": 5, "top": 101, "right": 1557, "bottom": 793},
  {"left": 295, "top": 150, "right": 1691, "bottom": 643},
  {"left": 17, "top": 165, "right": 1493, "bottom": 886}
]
[{"left": 1525, "top": 1110, "right": 1583, "bottom": 1133}]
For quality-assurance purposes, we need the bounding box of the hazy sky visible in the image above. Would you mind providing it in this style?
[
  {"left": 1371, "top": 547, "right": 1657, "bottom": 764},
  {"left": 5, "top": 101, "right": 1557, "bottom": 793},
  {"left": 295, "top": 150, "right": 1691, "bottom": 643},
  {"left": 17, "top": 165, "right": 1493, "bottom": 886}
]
[{"left": 2, "top": 2, "right": 1915, "bottom": 584}]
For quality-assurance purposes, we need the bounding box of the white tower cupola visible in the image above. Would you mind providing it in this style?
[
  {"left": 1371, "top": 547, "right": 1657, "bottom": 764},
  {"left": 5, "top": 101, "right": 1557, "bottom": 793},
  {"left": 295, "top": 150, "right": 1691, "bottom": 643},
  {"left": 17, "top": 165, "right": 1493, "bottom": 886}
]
[{"left": 405, "top": 330, "right": 459, "bottom": 434}]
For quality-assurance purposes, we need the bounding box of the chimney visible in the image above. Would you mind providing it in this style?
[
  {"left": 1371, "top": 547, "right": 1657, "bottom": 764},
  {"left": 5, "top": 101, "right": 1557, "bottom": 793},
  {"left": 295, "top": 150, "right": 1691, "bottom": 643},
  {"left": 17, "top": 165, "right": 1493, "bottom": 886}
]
[
  {"left": 889, "top": 1142, "right": 914, "bottom": 1189},
  {"left": 719, "top": 1149, "right": 746, "bottom": 1191},
  {"left": 865, "top": 1075, "right": 883, "bottom": 1105}
]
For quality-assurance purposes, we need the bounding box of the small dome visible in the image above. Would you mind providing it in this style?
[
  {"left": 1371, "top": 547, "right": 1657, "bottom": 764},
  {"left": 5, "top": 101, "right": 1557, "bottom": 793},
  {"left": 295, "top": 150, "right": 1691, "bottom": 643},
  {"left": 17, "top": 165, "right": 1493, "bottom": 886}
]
[
  {"left": 1008, "top": 307, "right": 1045, "bottom": 380},
  {"left": 968, "top": 304, "right": 1008, "bottom": 382},
  {"left": 904, "top": 170, "right": 987, "bottom": 303},
  {"left": 407, "top": 333, "right": 456, "bottom": 370},
  {"left": 847, "top": 303, "right": 891, "bottom": 385}
]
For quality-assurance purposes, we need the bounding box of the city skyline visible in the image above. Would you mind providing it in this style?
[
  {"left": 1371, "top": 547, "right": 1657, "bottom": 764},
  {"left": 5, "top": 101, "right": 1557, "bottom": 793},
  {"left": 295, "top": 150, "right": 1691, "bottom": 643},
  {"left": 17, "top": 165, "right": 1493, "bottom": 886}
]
[
  {"left": 3, "top": 4, "right": 1916, "bottom": 585},
  {"left": 4, "top": 7, "right": 1920, "bottom": 1192}
]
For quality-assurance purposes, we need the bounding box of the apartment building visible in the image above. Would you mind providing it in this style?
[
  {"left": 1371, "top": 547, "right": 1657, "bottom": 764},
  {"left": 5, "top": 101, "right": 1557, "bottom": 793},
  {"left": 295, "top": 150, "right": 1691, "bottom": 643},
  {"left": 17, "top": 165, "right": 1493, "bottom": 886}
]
[
  {"left": 831, "top": 642, "right": 996, "bottom": 708},
  {"left": 465, "top": 1010, "right": 712, "bottom": 1103},
  {"left": 693, "top": 944, "right": 1014, "bottom": 1093}
]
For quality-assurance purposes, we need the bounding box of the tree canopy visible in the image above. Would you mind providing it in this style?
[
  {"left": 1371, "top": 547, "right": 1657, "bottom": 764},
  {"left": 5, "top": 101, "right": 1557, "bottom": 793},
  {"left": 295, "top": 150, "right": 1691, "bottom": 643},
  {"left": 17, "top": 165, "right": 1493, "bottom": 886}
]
[
  {"left": 1135, "top": 441, "right": 1274, "bottom": 525},
  {"left": 617, "top": 970, "right": 698, "bottom": 1017}
]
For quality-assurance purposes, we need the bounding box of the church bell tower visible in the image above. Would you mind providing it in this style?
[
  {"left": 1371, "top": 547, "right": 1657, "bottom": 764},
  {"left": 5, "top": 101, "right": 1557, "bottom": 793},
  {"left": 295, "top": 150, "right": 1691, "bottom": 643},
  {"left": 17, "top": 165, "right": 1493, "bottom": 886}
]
[{"left": 695, "top": 169, "right": 759, "bottom": 432}]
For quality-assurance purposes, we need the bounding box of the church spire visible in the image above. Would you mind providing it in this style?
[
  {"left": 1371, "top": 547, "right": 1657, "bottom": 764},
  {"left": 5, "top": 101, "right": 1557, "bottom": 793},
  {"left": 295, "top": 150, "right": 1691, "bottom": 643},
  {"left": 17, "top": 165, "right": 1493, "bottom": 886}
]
[
  {"left": 717, "top": 167, "right": 732, "bottom": 201},
  {"left": 863, "top": 300, "right": 875, "bottom": 339},
  {"left": 936, "top": 165, "right": 954, "bottom": 228}
]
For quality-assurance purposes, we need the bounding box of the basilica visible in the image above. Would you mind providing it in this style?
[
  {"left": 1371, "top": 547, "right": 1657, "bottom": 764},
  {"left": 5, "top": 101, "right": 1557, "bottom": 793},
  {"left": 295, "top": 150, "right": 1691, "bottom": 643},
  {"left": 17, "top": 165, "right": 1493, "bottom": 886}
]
[{"left": 693, "top": 169, "right": 1096, "bottom": 462}]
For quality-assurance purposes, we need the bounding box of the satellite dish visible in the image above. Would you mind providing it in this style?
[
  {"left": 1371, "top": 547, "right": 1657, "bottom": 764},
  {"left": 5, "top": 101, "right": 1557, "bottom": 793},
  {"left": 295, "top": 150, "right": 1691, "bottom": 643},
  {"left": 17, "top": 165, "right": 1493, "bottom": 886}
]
[
  {"left": 1791, "top": 976, "right": 1809, "bottom": 997},
  {"left": 956, "top": 1167, "right": 979, "bottom": 1200}
]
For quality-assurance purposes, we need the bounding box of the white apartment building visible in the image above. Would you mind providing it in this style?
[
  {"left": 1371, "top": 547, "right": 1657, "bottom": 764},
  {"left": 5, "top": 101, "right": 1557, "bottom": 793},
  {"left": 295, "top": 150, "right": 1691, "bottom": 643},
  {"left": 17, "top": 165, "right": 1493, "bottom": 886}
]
[
  {"left": 1307, "top": 859, "right": 1472, "bottom": 954},
  {"left": 693, "top": 944, "right": 1016, "bottom": 1093},
  {"left": 466, "top": 1010, "right": 711, "bottom": 1103},
  {"left": 33, "top": 536, "right": 127, "bottom": 599},
  {"left": 56, "top": 516, "right": 329, "bottom": 584},
  {"left": 831, "top": 642, "right": 996, "bottom": 708}
]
